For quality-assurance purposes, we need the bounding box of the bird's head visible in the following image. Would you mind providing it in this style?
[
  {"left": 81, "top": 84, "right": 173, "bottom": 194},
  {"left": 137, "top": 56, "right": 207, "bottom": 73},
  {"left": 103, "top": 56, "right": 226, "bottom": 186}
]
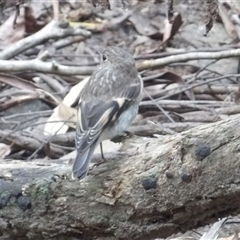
[{"left": 100, "top": 46, "right": 135, "bottom": 67}]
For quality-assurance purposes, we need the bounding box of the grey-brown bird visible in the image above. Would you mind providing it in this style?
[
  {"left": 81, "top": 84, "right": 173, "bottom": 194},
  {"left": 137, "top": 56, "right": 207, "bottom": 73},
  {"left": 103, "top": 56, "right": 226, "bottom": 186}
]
[{"left": 73, "top": 46, "right": 143, "bottom": 179}]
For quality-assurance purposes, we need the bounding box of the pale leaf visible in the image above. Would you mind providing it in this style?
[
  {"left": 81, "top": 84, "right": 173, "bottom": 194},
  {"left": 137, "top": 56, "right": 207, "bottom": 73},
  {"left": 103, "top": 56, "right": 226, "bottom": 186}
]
[
  {"left": 44, "top": 77, "right": 89, "bottom": 136},
  {"left": 0, "top": 143, "right": 11, "bottom": 159}
]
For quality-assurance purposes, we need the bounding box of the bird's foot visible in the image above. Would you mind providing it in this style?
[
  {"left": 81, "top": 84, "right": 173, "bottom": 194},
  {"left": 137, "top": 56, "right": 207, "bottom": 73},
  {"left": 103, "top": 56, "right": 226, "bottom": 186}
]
[
  {"left": 91, "top": 157, "right": 107, "bottom": 170},
  {"left": 111, "top": 131, "right": 134, "bottom": 143}
]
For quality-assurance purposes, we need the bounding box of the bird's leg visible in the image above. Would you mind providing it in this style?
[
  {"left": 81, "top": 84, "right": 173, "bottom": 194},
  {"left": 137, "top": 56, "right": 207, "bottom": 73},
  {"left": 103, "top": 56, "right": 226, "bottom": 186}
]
[
  {"left": 100, "top": 142, "right": 107, "bottom": 162},
  {"left": 95, "top": 142, "right": 107, "bottom": 164},
  {"left": 91, "top": 143, "right": 107, "bottom": 170}
]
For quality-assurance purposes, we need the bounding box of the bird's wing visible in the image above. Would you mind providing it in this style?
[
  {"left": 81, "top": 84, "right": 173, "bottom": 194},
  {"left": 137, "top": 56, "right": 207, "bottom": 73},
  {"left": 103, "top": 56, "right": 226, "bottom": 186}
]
[{"left": 76, "top": 80, "right": 142, "bottom": 154}]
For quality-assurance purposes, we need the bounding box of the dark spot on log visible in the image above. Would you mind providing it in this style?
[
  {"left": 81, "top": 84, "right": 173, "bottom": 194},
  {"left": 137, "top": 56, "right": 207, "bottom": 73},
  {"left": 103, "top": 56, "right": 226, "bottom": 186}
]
[
  {"left": 194, "top": 143, "right": 211, "bottom": 161},
  {"left": 195, "top": 195, "right": 202, "bottom": 200},
  {"left": 0, "top": 192, "right": 11, "bottom": 209},
  {"left": 165, "top": 171, "right": 174, "bottom": 179},
  {"left": 17, "top": 196, "right": 31, "bottom": 210},
  {"left": 142, "top": 177, "right": 157, "bottom": 190},
  {"left": 181, "top": 173, "right": 192, "bottom": 183}
]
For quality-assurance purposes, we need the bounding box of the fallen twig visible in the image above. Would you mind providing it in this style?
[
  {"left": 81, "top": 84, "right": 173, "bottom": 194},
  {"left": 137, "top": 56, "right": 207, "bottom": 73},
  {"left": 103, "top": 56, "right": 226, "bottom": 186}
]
[
  {"left": 0, "top": 20, "right": 91, "bottom": 60},
  {"left": 0, "top": 129, "right": 66, "bottom": 158},
  {"left": 0, "top": 58, "right": 96, "bottom": 75},
  {"left": 137, "top": 49, "right": 240, "bottom": 71}
]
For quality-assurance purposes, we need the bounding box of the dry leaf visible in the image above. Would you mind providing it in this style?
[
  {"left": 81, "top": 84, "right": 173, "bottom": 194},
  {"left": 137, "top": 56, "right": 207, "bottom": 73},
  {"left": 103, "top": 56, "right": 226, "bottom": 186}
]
[
  {"left": 43, "top": 107, "right": 69, "bottom": 136},
  {"left": 129, "top": 13, "right": 161, "bottom": 38},
  {"left": 159, "top": 71, "right": 195, "bottom": 100},
  {"left": 44, "top": 77, "right": 89, "bottom": 136},
  {"left": 218, "top": 1, "right": 239, "bottom": 41},
  {"left": 24, "top": 5, "right": 44, "bottom": 34},
  {"left": 58, "top": 103, "right": 77, "bottom": 128},
  {"left": 0, "top": 6, "right": 42, "bottom": 47},
  {"left": 0, "top": 73, "right": 38, "bottom": 91},
  {"left": 205, "top": 0, "right": 219, "bottom": 36},
  {"left": 0, "top": 6, "right": 25, "bottom": 46},
  {"left": 0, "top": 93, "right": 40, "bottom": 112},
  {"left": 159, "top": 13, "right": 183, "bottom": 49},
  {"left": 0, "top": 73, "right": 58, "bottom": 109},
  {"left": 0, "top": 143, "right": 11, "bottom": 159},
  {"left": 35, "top": 88, "right": 60, "bottom": 105},
  {"left": 166, "top": 0, "right": 174, "bottom": 23}
]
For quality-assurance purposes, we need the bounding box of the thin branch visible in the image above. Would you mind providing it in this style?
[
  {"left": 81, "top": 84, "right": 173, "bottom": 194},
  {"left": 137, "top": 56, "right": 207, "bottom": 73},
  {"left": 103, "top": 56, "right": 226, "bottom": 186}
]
[
  {"left": 134, "top": 45, "right": 240, "bottom": 60},
  {"left": 158, "top": 74, "right": 240, "bottom": 100},
  {"left": 0, "top": 129, "right": 66, "bottom": 158},
  {"left": 137, "top": 49, "right": 240, "bottom": 71},
  {"left": 0, "top": 20, "right": 91, "bottom": 60},
  {"left": 144, "top": 88, "right": 175, "bottom": 123},
  {"left": 0, "top": 110, "right": 52, "bottom": 129},
  {"left": 0, "top": 58, "right": 96, "bottom": 75}
]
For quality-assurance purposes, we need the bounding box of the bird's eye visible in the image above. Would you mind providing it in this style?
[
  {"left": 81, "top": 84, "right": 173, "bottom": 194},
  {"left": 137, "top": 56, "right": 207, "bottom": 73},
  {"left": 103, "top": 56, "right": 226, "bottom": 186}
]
[{"left": 102, "top": 54, "right": 107, "bottom": 61}]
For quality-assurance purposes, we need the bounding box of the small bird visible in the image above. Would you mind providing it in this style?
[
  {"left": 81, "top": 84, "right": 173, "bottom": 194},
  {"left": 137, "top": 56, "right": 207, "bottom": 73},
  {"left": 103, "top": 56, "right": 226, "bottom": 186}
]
[{"left": 73, "top": 46, "right": 143, "bottom": 179}]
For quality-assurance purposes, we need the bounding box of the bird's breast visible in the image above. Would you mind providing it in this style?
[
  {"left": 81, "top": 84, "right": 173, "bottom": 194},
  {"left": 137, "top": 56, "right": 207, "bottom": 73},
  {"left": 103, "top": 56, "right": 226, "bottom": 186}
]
[{"left": 99, "top": 102, "right": 139, "bottom": 142}]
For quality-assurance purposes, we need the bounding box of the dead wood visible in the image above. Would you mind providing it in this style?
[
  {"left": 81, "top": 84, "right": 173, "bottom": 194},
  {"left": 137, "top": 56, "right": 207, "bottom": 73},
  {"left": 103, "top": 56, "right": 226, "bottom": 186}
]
[
  {"left": 0, "top": 21, "right": 91, "bottom": 60},
  {"left": 137, "top": 49, "right": 240, "bottom": 71},
  {"left": 0, "top": 115, "right": 240, "bottom": 240},
  {"left": 0, "top": 129, "right": 66, "bottom": 158}
]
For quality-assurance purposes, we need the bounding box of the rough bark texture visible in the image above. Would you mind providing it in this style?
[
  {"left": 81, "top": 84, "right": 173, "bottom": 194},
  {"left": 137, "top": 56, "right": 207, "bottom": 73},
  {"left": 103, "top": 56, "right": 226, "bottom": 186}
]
[{"left": 1, "top": 115, "right": 240, "bottom": 240}]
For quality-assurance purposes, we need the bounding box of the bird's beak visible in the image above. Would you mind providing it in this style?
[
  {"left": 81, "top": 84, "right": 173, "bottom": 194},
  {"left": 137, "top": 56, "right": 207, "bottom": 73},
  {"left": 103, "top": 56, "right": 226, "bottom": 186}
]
[{"left": 94, "top": 49, "right": 103, "bottom": 63}]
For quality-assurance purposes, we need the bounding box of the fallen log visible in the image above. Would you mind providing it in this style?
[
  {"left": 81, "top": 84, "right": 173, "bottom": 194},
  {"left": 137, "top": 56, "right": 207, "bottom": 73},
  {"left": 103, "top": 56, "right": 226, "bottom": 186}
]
[{"left": 1, "top": 114, "right": 240, "bottom": 240}]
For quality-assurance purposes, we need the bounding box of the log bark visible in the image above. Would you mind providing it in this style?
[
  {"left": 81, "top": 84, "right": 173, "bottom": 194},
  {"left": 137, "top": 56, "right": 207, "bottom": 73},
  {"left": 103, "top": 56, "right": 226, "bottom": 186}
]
[{"left": 1, "top": 115, "right": 240, "bottom": 240}]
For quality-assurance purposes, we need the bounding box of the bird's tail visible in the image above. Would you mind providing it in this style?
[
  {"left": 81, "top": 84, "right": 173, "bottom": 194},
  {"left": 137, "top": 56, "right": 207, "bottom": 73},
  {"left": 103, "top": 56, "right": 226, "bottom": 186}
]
[{"left": 72, "top": 141, "right": 97, "bottom": 180}]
